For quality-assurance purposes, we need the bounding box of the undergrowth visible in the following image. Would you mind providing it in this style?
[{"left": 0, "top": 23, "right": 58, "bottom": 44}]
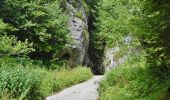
[
  {"left": 0, "top": 57, "right": 92, "bottom": 100},
  {"left": 99, "top": 56, "right": 170, "bottom": 100}
]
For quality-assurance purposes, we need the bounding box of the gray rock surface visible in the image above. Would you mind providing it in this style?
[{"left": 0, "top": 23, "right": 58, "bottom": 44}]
[
  {"left": 104, "top": 36, "right": 133, "bottom": 71},
  {"left": 46, "top": 76, "right": 104, "bottom": 100},
  {"left": 61, "top": 0, "right": 90, "bottom": 66}
]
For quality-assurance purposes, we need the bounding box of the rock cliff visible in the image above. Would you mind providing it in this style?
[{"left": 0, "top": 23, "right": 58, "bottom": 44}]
[
  {"left": 61, "top": 0, "right": 90, "bottom": 66},
  {"left": 60, "top": 0, "right": 131, "bottom": 72}
]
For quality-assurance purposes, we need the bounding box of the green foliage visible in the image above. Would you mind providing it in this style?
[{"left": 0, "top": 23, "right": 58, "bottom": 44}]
[
  {"left": 0, "top": 0, "right": 70, "bottom": 60},
  {"left": 93, "top": 0, "right": 170, "bottom": 99},
  {"left": 0, "top": 57, "right": 34, "bottom": 69},
  {"left": 0, "top": 19, "right": 12, "bottom": 33},
  {"left": 39, "top": 67, "right": 93, "bottom": 97},
  {"left": 142, "top": 1, "right": 170, "bottom": 68},
  {"left": 0, "top": 35, "right": 34, "bottom": 56},
  {"left": 76, "top": 11, "right": 83, "bottom": 19},
  {"left": 99, "top": 57, "right": 170, "bottom": 100},
  {"left": 0, "top": 65, "right": 44, "bottom": 99},
  {"left": 94, "top": 0, "right": 131, "bottom": 47},
  {"left": 94, "top": 0, "right": 170, "bottom": 67},
  {"left": 0, "top": 57, "right": 92, "bottom": 100},
  {"left": 0, "top": 1, "right": 92, "bottom": 99},
  {"left": 0, "top": 19, "right": 33, "bottom": 56}
]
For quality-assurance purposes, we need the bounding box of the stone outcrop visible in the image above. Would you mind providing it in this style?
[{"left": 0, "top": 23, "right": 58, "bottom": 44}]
[
  {"left": 61, "top": 0, "right": 90, "bottom": 66},
  {"left": 59, "top": 1, "right": 132, "bottom": 72},
  {"left": 103, "top": 36, "right": 133, "bottom": 71}
]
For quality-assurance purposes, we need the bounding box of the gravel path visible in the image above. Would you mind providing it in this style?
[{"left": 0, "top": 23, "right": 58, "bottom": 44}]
[{"left": 46, "top": 75, "right": 104, "bottom": 100}]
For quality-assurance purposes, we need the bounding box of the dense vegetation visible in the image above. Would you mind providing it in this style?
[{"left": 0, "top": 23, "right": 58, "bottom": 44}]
[
  {"left": 0, "top": 0, "right": 70, "bottom": 60},
  {"left": 1, "top": 0, "right": 170, "bottom": 99},
  {"left": 0, "top": 0, "right": 92, "bottom": 99},
  {"left": 93, "top": 0, "right": 170, "bottom": 99},
  {"left": 0, "top": 58, "right": 92, "bottom": 99}
]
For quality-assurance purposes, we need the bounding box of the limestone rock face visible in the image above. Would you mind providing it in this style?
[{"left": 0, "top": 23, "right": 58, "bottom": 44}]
[
  {"left": 61, "top": 0, "right": 90, "bottom": 66},
  {"left": 103, "top": 36, "right": 133, "bottom": 71}
]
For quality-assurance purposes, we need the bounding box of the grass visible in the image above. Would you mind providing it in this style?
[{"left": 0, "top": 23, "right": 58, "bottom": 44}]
[
  {"left": 39, "top": 67, "right": 93, "bottom": 97},
  {"left": 0, "top": 57, "right": 93, "bottom": 100},
  {"left": 99, "top": 56, "right": 170, "bottom": 100}
]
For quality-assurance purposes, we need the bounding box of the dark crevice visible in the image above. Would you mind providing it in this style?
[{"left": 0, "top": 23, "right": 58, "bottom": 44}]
[
  {"left": 85, "top": 1, "right": 105, "bottom": 75},
  {"left": 61, "top": 52, "right": 71, "bottom": 60}
]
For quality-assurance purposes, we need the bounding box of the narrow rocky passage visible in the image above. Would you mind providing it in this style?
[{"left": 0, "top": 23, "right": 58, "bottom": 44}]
[{"left": 46, "top": 76, "right": 104, "bottom": 100}]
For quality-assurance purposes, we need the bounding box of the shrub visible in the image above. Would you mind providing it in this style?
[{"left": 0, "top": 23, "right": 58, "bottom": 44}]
[
  {"left": 0, "top": 0, "right": 70, "bottom": 60},
  {"left": 0, "top": 19, "right": 33, "bottom": 56},
  {"left": 0, "top": 57, "right": 92, "bottom": 100},
  {"left": 99, "top": 57, "right": 170, "bottom": 100},
  {"left": 0, "top": 66, "right": 44, "bottom": 100},
  {"left": 94, "top": 0, "right": 170, "bottom": 99},
  {"left": 0, "top": 35, "right": 34, "bottom": 56}
]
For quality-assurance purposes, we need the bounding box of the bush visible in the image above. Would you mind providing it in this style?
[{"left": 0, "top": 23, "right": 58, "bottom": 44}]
[
  {"left": 94, "top": 0, "right": 170, "bottom": 99},
  {"left": 0, "top": 66, "right": 45, "bottom": 100},
  {"left": 0, "top": 57, "right": 92, "bottom": 100},
  {"left": 0, "top": 0, "right": 70, "bottom": 60},
  {"left": 99, "top": 57, "right": 170, "bottom": 100},
  {"left": 0, "top": 35, "right": 34, "bottom": 56},
  {"left": 0, "top": 20, "right": 33, "bottom": 56}
]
